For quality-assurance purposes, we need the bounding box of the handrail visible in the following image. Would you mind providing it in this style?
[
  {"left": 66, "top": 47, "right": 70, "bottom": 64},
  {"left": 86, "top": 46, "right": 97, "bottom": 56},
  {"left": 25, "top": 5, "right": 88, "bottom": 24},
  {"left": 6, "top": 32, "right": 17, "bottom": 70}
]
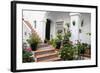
[{"left": 22, "top": 18, "right": 42, "bottom": 42}]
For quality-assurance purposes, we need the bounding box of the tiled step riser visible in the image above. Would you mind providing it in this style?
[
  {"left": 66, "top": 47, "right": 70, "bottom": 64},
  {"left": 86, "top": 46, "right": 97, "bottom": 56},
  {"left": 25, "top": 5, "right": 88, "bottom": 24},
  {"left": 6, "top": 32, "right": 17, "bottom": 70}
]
[
  {"left": 37, "top": 46, "right": 54, "bottom": 50},
  {"left": 37, "top": 44, "right": 49, "bottom": 48},
  {"left": 37, "top": 54, "right": 58, "bottom": 62},
  {"left": 35, "top": 50, "right": 55, "bottom": 56}
]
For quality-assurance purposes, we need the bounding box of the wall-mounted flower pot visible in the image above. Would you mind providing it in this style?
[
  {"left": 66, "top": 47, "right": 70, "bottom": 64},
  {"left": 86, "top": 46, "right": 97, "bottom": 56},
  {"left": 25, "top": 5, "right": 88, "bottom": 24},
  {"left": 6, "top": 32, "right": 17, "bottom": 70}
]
[{"left": 72, "top": 21, "right": 75, "bottom": 26}]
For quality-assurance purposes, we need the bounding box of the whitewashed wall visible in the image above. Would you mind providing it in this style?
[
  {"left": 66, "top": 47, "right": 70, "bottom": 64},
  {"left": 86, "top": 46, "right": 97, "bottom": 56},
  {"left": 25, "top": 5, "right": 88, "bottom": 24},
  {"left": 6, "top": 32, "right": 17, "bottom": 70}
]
[
  {"left": 23, "top": 22, "right": 31, "bottom": 47},
  {"left": 79, "top": 13, "right": 91, "bottom": 44},
  {"left": 46, "top": 11, "right": 70, "bottom": 39},
  {"left": 70, "top": 13, "right": 91, "bottom": 44},
  {"left": 23, "top": 11, "right": 46, "bottom": 42},
  {"left": 23, "top": 11, "right": 91, "bottom": 44},
  {"left": 70, "top": 13, "right": 81, "bottom": 44}
]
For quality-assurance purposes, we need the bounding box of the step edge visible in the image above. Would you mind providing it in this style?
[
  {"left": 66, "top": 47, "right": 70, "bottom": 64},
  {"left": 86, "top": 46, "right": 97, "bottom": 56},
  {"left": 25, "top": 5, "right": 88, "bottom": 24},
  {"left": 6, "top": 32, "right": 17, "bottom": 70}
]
[
  {"left": 34, "top": 48, "right": 55, "bottom": 53},
  {"left": 37, "top": 57, "right": 61, "bottom": 62},
  {"left": 36, "top": 53, "right": 58, "bottom": 58}
]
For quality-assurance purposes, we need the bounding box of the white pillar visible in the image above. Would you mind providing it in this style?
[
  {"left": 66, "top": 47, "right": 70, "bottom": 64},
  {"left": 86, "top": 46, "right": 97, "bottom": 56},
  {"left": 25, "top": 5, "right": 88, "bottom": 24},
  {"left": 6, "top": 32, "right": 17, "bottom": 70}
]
[{"left": 70, "top": 13, "right": 81, "bottom": 44}]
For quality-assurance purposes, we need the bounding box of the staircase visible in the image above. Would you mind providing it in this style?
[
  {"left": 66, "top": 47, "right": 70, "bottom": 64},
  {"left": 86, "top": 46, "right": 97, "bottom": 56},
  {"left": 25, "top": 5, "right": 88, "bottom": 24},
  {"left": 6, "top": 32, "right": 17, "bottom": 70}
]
[
  {"left": 34, "top": 43, "right": 61, "bottom": 62},
  {"left": 23, "top": 18, "right": 61, "bottom": 62}
]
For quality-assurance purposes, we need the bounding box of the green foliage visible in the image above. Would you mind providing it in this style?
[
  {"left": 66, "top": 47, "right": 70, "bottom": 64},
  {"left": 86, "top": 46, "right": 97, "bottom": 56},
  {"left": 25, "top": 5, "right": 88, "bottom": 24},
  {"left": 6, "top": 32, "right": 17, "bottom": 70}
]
[
  {"left": 76, "top": 42, "right": 89, "bottom": 54},
  {"left": 23, "top": 48, "right": 35, "bottom": 63},
  {"left": 86, "top": 33, "right": 91, "bottom": 36},
  {"left": 56, "top": 33, "right": 63, "bottom": 41},
  {"left": 49, "top": 39, "right": 57, "bottom": 48},
  {"left": 49, "top": 33, "right": 63, "bottom": 48},
  {"left": 63, "top": 31, "right": 71, "bottom": 41},
  {"left": 27, "top": 34, "right": 40, "bottom": 45},
  {"left": 59, "top": 44, "right": 75, "bottom": 60},
  {"left": 65, "top": 23, "right": 70, "bottom": 28},
  {"left": 23, "top": 49, "right": 32, "bottom": 58}
]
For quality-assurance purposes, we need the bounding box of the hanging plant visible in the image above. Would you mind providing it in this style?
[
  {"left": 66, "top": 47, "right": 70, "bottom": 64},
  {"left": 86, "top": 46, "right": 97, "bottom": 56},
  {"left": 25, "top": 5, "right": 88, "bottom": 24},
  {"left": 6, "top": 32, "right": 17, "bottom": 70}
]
[
  {"left": 86, "top": 33, "right": 91, "bottom": 36},
  {"left": 81, "top": 19, "right": 84, "bottom": 27},
  {"left": 34, "top": 20, "right": 37, "bottom": 28},
  {"left": 66, "top": 23, "right": 70, "bottom": 28},
  {"left": 79, "top": 29, "right": 82, "bottom": 33},
  {"left": 72, "top": 21, "right": 75, "bottom": 26}
]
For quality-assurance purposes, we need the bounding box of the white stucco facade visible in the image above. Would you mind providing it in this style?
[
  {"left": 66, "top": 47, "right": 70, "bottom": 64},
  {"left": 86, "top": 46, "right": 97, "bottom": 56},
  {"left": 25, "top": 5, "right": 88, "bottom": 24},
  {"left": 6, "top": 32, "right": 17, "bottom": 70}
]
[{"left": 23, "top": 10, "right": 91, "bottom": 44}]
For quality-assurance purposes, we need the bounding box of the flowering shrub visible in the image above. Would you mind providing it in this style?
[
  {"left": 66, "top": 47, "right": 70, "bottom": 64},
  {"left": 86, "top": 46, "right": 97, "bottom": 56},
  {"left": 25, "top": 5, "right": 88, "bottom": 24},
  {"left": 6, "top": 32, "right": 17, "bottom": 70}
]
[
  {"left": 24, "top": 48, "right": 32, "bottom": 52},
  {"left": 23, "top": 48, "right": 35, "bottom": 63},
  {"left": 59, "top": 43, "right": 75, "bottom": 60}
]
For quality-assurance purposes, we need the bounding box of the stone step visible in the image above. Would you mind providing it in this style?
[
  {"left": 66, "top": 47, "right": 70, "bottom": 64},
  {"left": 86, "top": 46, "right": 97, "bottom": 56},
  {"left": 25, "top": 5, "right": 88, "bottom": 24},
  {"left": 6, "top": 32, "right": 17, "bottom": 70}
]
[
  {"left": 35, "top": 49, "right": 55, "bottom": 56},
  {"left": 33, "top": 43, "right": 60, "bottom": 62},
  {"left": 80, "top": 54, "right": 91, "bottom": 58},
  {"left": 37, "top": 46, "right": 54, "bottom": 50},
  {"left": 38, "top": 57, "right": 61, "bottom": 62},
  {"left": 37, "top": 43, "right": 49, "bottom": 48},
  {"left": 36, "top": 52, "right": 57, "bottom": 59},
  {"left": 36, "top": 53, "right": 59, "bottom": 62},
  {"left": 35, "top": 47, "right": 55, "bottom": 53}
]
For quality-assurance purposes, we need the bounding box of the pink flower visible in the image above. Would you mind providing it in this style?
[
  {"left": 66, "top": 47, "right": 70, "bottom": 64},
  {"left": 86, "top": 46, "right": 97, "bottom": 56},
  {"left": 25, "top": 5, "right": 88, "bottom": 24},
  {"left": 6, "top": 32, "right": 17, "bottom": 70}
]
[{"left": 25, "top": 48, "right": 32, "bottom": 52}]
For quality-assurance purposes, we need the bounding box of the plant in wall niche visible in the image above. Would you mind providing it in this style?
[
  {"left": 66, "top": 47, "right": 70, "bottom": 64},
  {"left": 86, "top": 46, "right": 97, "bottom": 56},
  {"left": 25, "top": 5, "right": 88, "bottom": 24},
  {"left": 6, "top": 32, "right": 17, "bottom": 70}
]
[
  {"left": 27, "top": 35, "right": 40, "bottom": 51},
  {"left": 81, "top": 19, "right": 84, "bottom": 27},
  {"left": 65, "top": 23, "right": 70, "bottom": 29},
  {"left": 79, "top": 29, "right": 82, "bottom": 33},
  {"left": 34, "top": 20, "right": 37, "bottom": 28},
  {"left": 86, "top": 33, "right": 91, "bottom": 36},
  {"left": 72, "top": 21, "right": 75, "bottom": 26}
]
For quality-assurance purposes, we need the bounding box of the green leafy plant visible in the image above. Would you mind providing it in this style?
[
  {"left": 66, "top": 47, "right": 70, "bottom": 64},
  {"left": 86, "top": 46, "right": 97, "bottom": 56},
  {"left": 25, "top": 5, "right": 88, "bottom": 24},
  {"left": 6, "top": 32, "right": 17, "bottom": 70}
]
[
  {"left": 86, "top": 33, "right": 91, "bottom": 36},
  {"left": 56, "top": 33, "right": 63, "bottom": 41},
  {"left": 66, "top": 23, "right": 70, "bottom": 28},
  {"left": 23, "top": 49, "right": 32, "bottom": 59},
  {"left": 27, "top": 35, "right": 40, "bottom": 51},
  {"left": 23, "top": 48, "right": 34, "bottom": 63},
  {"left": 76, "top": 42, "right": 88, "bottom": 54},
  {"left": 49, "top": 33, "right": 63, "bottom": 49},
  {"left": 59, "top": 44, "right": 75, "bottom": 60},
  {"left": 63, "top": 30, "right": 71, "bottom": 41},
  {"left": 49, "top": 38, "right": 57, "bottom": 48}
]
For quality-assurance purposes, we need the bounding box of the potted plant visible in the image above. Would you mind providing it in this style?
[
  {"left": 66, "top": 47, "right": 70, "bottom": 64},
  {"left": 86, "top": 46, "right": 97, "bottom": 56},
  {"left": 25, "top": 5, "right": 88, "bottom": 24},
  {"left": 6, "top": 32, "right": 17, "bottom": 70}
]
[
  {"left": 63, "top": 30, "right": 71, "bottom": 44},
  {"left": 55, "top": 33, "right": 62, "bottom": 49},
  {"left": 27, "top": 35, "right": 40, "bottom": 51},
  {"left": 49, "top": 38, "right": 57, "bottom": 48}
]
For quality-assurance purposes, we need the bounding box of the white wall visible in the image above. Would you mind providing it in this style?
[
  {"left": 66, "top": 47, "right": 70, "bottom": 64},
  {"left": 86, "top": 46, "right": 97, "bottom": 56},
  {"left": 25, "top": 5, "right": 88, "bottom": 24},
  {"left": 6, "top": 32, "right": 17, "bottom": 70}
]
[
  {"left": 46, "top": 11, "right": 70, "bottom": 39},
  {"left": 69, "top": 13, "right": 91, "bottom": 44},
  {"left": 79, "top": 13, "right": 91, "bottom": 44},
  {"left": 23, "top": 11, "right": 91, "bottom": 44},
  {"left": 23, "top": 22, "right": 31, "bottom": 44},
  {"left": 70, "top": 13, "right": 80, "bottom": 44},
  {"left": 23, "top": 11, "right": 46, "bottom": 42}
]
